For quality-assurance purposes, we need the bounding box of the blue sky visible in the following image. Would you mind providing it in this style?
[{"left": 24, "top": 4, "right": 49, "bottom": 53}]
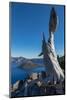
[{"left": 10, "top": 2, "right": 65, "bottom": 58}]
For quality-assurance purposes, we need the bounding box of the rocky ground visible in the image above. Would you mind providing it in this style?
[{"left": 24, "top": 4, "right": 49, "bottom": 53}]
[{"left": 10, "top": 78, "right": 65, "bottom": 98}]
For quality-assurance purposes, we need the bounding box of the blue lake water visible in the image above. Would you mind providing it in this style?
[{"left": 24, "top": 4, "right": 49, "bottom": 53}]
[{"left": 11, "top": 62, "right": 45, "bottom": 84}]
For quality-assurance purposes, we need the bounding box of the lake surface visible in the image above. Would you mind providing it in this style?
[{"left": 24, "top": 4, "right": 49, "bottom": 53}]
[{"left": 11, "top": 62, "right": 45, "bottom": 84}]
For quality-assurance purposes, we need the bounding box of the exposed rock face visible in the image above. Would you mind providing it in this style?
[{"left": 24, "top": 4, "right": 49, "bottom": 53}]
[
  {"left": 11, "top": 80, "right": 24, "bottom": 92},
  {"left": 30, "top": 73, "right": 38, "bottom": 80}
]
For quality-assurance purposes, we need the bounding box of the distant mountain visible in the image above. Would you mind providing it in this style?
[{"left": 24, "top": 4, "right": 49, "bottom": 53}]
[
  {"left": 11, "top": 57, "right": 28, "bottom": 66},
  {"left": 11, "top": 57, "right": 44, "bottom": 69},
  {"left": 11, "top": 55, "right": 65, "bottom": 70}
]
